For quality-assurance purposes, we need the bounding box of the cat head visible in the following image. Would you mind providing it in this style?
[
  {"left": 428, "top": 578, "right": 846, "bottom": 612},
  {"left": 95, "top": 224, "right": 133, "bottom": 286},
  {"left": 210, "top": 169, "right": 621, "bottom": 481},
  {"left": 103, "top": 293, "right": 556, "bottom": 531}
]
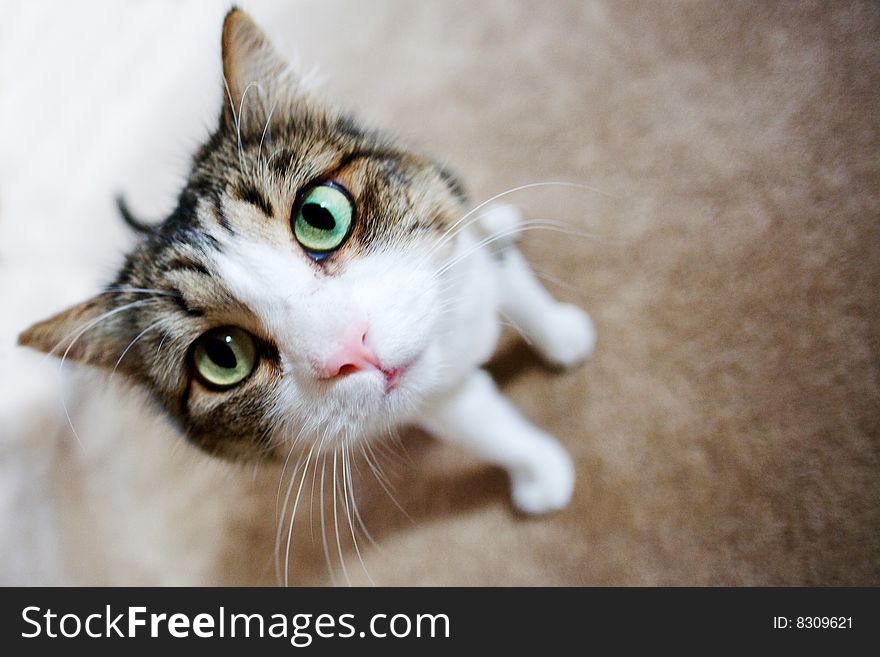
[{"left": 19, "top": 9, "right": 467, "bottom": 459}]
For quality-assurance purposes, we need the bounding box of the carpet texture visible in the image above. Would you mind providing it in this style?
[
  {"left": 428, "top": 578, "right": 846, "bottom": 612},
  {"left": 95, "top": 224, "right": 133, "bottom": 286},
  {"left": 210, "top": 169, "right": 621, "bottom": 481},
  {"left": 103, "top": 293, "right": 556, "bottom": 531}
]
[{"left": 3, "top": 0, "right": 878, "bottom": 585}]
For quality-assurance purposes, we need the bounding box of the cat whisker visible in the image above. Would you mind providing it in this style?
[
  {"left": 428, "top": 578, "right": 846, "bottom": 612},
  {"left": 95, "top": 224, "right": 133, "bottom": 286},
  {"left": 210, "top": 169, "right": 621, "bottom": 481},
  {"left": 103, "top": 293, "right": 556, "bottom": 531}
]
[
  {"left": 155, "top": 331, "right": 170, "bottom": 358},
  {"left": 530, "top": 266, "right": 578, "bottom": 293},
  {"left": 342, "top": 446, "right": 375, "bottom": 585},
  {"left": 360, "top": 438, "right": 391, "bottom": 488},
  {"left": 499, "top": 311, "right": 534, "bottom": 346},
  {"left": 420, "top": 180, "right": 615, "bottom": 265},
  {"left": 415, "top": 208, "right": 492, "bottom": 267},
  {"left": 258, "top": 97, "right": 278, "bottom": 163},
  {"left": 265, "top": 146, "right": 286, "bottom": 170},
  {"left": 433, "top": 222, "right": 548, "bottom": 279},
  {"left": 111, "top": 319, "right": 164, "bottom": 375},
  {"left": 101, "top": 286, "right": 182, "bottom": 298},
  {"left": 221, "top": 74, "right": 245, "bottom": 174},
  {"left": 318, "top": 452, "right": 336, "bottom": 585},
  {"left": 58, "top": 388, "right": 85, "bottom": 451},
  {"left": 284, "top": 445, "right": 318, "bottom": 585},
  {"left": 309, "top": 426, "right": 330, "bottom": 543},
  {"left": 281, "top": 443, "right": 315, "bottom": 587},
  {"left": 362, "top": 438, "right": 412, "bottom": 523},
  {"left": 46, "top": 298, "right": 159, "bottom": 368},
  {"left": 274, "top": 423, "right": 307, "bottom": 532},
  {"left": 348, "top": 447, "right": 383, "bottom": 552},
  {"left": 275, "top": 450, "right": 302, "bottom": 585},
  {"left": 52, "top": 298, "right": 161, "bottom": 449},
  {"left": 332, "top": 450, "right": 352, "bottom": 586},
  {"left": 237, "top": 80, "right": 262, "bottom": 176},
  {"left": 373, "top": 424, "right": 408, "bottom": 466},
  {"left": 433, "top": 220, "right": 607, "bottom": 280}
]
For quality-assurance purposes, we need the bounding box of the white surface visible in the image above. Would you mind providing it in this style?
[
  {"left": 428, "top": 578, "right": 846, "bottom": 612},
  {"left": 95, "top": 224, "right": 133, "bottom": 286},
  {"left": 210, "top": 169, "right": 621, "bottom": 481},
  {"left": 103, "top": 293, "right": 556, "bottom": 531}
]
[{"left": 0, "top": 0, "right": 286, "bottom": 584}]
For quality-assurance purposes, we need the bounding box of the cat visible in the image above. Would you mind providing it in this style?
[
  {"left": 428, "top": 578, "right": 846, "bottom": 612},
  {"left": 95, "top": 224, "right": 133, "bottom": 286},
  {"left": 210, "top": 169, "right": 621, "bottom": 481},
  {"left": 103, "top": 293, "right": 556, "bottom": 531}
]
[{"left": 18, "top": 5, "right": 595, "bottom": 537}]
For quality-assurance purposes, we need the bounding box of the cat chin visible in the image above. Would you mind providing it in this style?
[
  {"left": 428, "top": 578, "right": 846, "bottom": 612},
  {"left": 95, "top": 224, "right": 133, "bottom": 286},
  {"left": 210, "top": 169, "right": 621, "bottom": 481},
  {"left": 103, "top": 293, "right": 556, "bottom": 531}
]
[{"left": 271, "top": 366, "right": 427, "bottom": 450}]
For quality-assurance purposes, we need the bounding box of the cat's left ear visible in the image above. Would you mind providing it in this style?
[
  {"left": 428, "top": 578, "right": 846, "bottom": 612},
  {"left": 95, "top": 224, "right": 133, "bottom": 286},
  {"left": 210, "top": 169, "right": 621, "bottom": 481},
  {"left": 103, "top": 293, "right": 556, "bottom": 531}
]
[
  {"left": 18, "top": 294, "right": 141, "bottom": 374},
  {"left": 221, "top": 8, "right": 298, "bottom": 133}
]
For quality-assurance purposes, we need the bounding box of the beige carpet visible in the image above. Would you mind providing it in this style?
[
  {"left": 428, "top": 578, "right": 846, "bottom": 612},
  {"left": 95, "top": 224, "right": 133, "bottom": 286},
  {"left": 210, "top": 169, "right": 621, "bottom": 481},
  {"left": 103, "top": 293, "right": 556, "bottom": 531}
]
[{"left": 4, "top": 1, "right": 878, "bottom": 585}]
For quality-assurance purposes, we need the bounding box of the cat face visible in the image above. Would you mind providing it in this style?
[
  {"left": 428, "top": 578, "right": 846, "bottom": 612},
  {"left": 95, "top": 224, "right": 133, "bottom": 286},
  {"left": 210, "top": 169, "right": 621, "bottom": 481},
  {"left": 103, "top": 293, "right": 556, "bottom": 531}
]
[{"left": 19, "top": 10, "right": 466, "bottom": 459}]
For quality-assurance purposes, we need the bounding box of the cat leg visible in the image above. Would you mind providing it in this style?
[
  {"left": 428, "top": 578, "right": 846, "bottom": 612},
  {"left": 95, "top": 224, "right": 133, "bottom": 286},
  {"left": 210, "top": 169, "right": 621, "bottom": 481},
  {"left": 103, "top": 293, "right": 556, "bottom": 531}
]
[
  {"left": 480, "top": 204, "right": 596, "bottom": 367},
  {"left": 419, "top": 370, "right": 575, "bottom": 514}
]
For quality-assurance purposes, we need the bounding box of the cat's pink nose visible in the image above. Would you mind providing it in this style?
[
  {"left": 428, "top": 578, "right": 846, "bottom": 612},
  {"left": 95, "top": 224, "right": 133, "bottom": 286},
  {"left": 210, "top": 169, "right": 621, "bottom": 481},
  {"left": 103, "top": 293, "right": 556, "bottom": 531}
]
[{"left": 316, "top": 326, "right": 379, "bottom": 379}]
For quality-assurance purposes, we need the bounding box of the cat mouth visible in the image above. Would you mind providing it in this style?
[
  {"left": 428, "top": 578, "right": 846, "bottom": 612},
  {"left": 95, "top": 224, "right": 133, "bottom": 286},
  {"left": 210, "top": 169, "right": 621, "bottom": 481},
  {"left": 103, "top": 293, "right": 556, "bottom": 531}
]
[
  {"left": 380, "top": 364, "right": 406, "bottom": 393},
  {"left": 376, "top": 356, "right": 419, "bottom": 393},
  {"left": 322, "top": 354, "right": 419, "bottom": 394}
]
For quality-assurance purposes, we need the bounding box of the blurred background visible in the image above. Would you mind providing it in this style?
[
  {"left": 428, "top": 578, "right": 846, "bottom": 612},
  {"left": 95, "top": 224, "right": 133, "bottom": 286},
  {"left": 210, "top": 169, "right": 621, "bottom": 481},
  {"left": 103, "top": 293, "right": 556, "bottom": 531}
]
[{"left": 1, "top": 0, "right": 878, "bottom": 584}]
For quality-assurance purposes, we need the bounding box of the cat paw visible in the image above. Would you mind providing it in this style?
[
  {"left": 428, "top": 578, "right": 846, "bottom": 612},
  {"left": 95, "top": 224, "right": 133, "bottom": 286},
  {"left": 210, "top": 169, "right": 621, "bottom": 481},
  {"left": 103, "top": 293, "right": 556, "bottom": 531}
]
[
  {"left": 477, "top": 203, "right": 522, "bottom": 249},
  {"left": 510, "top": 441, "right": 575, "bottom": 515},
  {"left": 540, "top": 304, "right": 596, "bottom": 368}
]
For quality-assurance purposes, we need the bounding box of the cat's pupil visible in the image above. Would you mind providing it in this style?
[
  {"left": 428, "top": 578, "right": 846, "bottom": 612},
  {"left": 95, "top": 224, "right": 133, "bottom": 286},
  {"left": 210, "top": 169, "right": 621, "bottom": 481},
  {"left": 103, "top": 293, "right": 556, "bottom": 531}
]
[
  {"left": 302, "top": 203, "right": 336, "bottom": 231},
  {"left": 205, "top": 337, "right": 237, "bottom": 369}
]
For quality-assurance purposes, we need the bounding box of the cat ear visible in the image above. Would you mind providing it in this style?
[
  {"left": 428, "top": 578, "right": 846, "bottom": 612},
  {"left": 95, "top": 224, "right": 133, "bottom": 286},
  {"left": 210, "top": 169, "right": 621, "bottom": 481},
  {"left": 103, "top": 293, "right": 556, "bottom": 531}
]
[
  {"left": 221, "top": 8, "right": 295, "bottom": 132},
  {"left": 18, "top": 294, "right": 138, "bottom": 372}
]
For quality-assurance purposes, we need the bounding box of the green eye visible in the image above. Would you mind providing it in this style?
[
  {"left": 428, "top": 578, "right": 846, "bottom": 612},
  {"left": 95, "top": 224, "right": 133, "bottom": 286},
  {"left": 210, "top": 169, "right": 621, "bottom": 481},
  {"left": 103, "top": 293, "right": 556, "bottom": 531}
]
[
  {"left": 192, "top": 326, "right": 257, "bottom": 389},
  {"left": 292, "top": 182, "right": 354, "bottom": 254}
]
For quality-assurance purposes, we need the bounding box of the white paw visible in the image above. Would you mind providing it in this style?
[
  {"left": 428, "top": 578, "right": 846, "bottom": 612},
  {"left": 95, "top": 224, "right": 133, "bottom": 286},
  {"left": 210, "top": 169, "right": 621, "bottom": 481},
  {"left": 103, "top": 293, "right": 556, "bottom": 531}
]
[
  {"left": 540, "top": 304, "right": 596, "bottom": 368},
  {"left": 477, "top": 203, "right": 522, "bottom": 249},
  {"left": 510, "top": 440, "right": 575, "bottom": 515}
]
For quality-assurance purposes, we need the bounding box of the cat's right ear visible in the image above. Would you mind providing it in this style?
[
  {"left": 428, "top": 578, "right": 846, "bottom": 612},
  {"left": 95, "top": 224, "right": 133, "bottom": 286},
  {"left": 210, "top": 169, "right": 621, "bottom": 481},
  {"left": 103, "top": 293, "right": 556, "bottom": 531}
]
[
  {"left": 221, "top": 7, "right": 297, "bottom": 133},
  {"left": 17, "top": 294, "right": 138, "bottom": 372}
]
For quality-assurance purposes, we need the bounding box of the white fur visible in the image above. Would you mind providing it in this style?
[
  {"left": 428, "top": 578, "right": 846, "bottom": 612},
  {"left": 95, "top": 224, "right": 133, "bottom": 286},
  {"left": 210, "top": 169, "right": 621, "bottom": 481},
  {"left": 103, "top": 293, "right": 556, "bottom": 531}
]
[
  {"left": 421, "top": 214, "right": 592, "bottom": 514},
  {"left": 207, "top": 212, "right": 445, "bottom": 444},
  {"left": 420, "top": 370, "right": 577, "bottom": 514},
  {"left": 207, "top": 200, "right": 592, "bottom": 514},
  {"left": 498, "top": 248, "right": 597, "bottom": 368}
]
